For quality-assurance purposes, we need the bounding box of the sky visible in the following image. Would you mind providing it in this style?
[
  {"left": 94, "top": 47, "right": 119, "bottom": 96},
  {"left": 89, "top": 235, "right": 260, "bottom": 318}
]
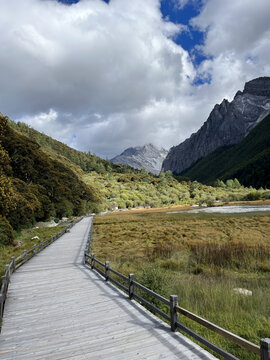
[{"left": 0, "top": 0, "right": 269, "bottom": 158}]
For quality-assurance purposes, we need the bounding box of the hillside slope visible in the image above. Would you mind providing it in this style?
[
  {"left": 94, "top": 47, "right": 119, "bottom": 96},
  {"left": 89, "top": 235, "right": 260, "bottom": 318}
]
[
  {"left": 181, "top": 114, "right": 270, "bottom": 188},
  {"left": 0, "top": 115, "right": 101, "bottom": 233},
  {"left": 9, "top": 120, "right": 138, "bottom": 175}
]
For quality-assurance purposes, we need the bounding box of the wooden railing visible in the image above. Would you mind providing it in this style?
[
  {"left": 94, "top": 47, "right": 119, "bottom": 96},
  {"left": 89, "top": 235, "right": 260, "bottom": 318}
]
[
  {"left": 0, "top": 217, "right": 83, "bottom": 325},
  {"left": 84, "top": 231, "right": 270, "bottom": 360}
]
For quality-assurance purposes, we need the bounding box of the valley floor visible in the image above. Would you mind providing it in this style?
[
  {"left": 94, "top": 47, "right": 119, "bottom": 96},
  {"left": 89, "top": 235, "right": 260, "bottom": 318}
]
[{"left": 92, "top": 204, "right": 270, "bottom": 360}]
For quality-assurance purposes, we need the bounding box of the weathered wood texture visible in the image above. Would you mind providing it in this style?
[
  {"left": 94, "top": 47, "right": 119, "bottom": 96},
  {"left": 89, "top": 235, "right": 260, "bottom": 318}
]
[{"left": 0, "top": 217, "right": 217, "bottom": 359}]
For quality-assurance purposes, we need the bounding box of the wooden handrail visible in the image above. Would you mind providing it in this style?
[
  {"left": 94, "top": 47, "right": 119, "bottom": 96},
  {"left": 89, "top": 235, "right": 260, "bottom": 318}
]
[
  {"left": 133, "top": 280, "right": 170, "bottom": 306},
  {"left": 176, "top": 305, "right": 260, "bottom": 355}
]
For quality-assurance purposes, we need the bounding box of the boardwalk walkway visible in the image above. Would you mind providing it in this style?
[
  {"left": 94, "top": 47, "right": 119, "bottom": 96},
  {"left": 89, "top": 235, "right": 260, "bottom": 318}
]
[{"left": 0, "top": 217, "right": 217, "bottom": 359}]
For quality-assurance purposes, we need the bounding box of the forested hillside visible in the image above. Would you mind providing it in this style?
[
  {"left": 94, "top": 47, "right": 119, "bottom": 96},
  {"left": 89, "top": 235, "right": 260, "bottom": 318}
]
[
  {"left": 0, "top": 115, "right": 101, "bottom": 242},
  {"left": 9, "top": 120, "right": 139, "bottom": 175},
  {"left": 181, "top": 114, "right": 270, "bottom": 188}
]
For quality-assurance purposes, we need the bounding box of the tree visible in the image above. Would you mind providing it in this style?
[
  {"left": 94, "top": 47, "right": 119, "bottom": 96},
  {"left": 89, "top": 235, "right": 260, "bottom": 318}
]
[
  {"left": 0, "top": 176, "right": 17, "bottom": 217},
  {"left": 213, "top": 179, "right": 226, "bottom": 188},
  {"left": 0, "top": 116, "right": 17, "bottom": 217},
  {"left": 0, "top": 216, "right": 14, "bottom": 245}
]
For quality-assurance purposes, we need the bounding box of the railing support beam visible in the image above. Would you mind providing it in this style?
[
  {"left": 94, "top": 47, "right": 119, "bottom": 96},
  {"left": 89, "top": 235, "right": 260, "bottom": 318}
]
[
  {"left": 23, "top": 250, "right": 28, "bottom": 262},
  {"left": 91, "top": 253, "right": 95, "bottom": 269},
  {"left": 11, "top": 257, "right": 15, "bottom": 273},
  {"left": 105, "top": 261, "right": 110, "bottom": 281},
  {"left": 129, "top": 274, "right": 134, "bottom": 300},
  {"left": 0, "top": 294, "right": 3, "bottom": 318},
  {"left": 261, "top": 338, "right": 270, "bottom": 360},
  {"left": 170, "top": 295, "right": 178, "bottom": 332}
]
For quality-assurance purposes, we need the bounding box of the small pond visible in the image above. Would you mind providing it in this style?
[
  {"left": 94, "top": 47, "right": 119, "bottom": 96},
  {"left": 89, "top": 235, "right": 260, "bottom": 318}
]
[{"left": 167, "top": 205, "right": 270, "bottom": 214}]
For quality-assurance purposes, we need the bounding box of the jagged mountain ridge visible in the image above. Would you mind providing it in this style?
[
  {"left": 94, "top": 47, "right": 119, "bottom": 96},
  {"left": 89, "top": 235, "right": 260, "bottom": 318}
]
[
  {"left": 111, "top": 144, "right": 168, "bottom": 175},
  {"left": 181, "top": 113, "right": 270, "bottom": 188},
  {"left": 162, "top": 77, "right": 270, "bottom": 174}
]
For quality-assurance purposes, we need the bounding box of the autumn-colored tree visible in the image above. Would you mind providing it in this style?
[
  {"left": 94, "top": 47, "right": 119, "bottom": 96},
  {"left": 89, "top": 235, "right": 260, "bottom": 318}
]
[
  {"left": 0, "top": 114, "right": 8, "bottom": 135},
  {"left": 0, "top": 176, "right": 17, "bottom": 216},
  {"left": 0, "top": 115, "right": 11, "bottom": 174},
  {"left": 0, "top": 115, "right": 17, "bottom": 217},
  {"left": 0, "top": 215, "right": 14, "bottom": 245}
]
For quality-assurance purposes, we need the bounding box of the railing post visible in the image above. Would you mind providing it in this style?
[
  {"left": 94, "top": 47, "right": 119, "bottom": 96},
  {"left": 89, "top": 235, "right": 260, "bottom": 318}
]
[
  {"left": 170, "top": 295, "right": 178, "bottom": 332},
  {"left": 91, "top": 253, "right": 95, "bottom": 269},
  {"left": 40, "top": 241, "right": 44, "bottom": 250},
  {"left": 23, "top": 250, "right": 28, "bottom": 262},
  {"left": 129, "top": 274, "right": 134, "bottom": 300},
  {"left": 261, "top": 338, "right": 270, "bottom": 360},
  {"left": 33, "top": 244, "right": 37, "bottom": 254},
  {"left": 1, "top": 275, "right": 7, "bottom": 295},
  {"left": 5, "top": 264, "right": 10, "bottom": 278},
  {"left": 105, "top": 261, "right": 110, "bottom": 281},
  {"left": 0, "top": 293, "right": 4, "bottom": 318},
  {"left": 11, "top": 257, "right": 15, "bottom": 273}
]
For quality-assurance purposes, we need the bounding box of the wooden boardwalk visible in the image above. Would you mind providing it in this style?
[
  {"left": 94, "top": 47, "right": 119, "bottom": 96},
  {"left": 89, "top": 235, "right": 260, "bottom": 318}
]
[{"left": 0, "top": 217, "right": 217, "bottom": 359}]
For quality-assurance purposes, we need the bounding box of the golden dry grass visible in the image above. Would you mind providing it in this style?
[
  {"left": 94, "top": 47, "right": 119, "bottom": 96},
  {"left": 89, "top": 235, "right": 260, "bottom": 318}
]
[
  {"left": 92, "top": 207, "right": 270, "bottom": 359},
  {"left": 92, "top": 209, "right": 270, "bottom": 273}
]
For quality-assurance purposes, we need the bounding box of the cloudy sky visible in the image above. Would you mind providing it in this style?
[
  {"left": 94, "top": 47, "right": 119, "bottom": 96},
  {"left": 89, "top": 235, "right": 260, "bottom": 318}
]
[{"left": 0, "top": 0, "right": 269, "bottom": 158}]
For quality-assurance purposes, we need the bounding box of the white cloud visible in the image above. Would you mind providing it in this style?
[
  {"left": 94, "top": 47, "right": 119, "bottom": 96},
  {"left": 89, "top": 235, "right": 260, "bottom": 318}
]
[
  {"left": 192, "top": 0, "right": 270, "bottom": 99},
  {"left": 0, "top": 0, "right": 269, "bottom": 158},
  {"left": 191, "top": 0, "right": 270, "bottom": 57},
  {"left": 173, "top": 0, "right": 199, "bottom": 10},
  {"left": 20, "top": 109, "right": 58, "bottom": 128}
]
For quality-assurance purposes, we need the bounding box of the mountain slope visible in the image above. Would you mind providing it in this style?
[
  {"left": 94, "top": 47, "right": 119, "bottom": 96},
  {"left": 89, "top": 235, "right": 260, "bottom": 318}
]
[
  {"left": 163, "top": 77, "right": 270, "bottom": 174},
  {"left": 8, "top": 120, "right": 138, "bottom": 175},
  {"left": 0, "top": 115, "right": 101, "bottom": 231},
  {"left": 111, "top": 144, "right": 168, "bottom": 175},
  {"left": 181, "top": 114, "right": 270, "bottom": 188}
]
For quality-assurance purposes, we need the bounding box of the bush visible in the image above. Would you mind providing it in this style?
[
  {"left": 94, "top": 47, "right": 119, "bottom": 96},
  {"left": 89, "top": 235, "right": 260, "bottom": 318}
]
[
  {"left": 0, "top": 216, "right": 14, "bottom": 246},
  {"left": 136, "top": 264, "right": 169, "bottom": 297},
  {"left": 244, "top": 192, "right": 261, "bottom": 201}
]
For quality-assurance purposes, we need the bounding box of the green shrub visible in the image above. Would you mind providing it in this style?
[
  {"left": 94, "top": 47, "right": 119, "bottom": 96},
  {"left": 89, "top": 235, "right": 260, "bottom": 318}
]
[
  {"left": 136, "top": 264, "right": 169, "bottom": 297},
  {"left": 244, "top": 192, "right": 261, "bottom": 201},
  {"left": 0, "top": 216, "right": 14, "bottom": 246}
]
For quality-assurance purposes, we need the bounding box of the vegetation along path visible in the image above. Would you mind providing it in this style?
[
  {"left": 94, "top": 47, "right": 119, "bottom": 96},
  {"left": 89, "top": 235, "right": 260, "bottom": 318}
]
[{"left": 0, "top": 217, "right": 217, "bottom": 359}]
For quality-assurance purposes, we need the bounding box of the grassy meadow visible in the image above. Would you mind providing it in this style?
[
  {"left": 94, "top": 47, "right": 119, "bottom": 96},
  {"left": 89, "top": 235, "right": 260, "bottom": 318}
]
[{"left": 92, "top": 205, "right": 270, "bottom": 359}]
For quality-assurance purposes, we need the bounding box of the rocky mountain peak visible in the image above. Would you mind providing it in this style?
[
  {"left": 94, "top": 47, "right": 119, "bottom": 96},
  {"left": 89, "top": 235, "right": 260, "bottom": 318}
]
[
  {"left": 162, "top": 77, "right": 270, "bottom": 175},
  {"left": 111, "top": 144, "right": 168, "bottom": 175},
  {"left": 243, "top": 77, "right": 270, "bottom": 97}
]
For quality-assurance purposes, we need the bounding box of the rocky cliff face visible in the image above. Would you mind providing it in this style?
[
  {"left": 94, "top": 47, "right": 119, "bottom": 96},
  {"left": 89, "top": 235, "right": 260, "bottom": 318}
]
[
  {"left": 162, "top": 77, "right": 270, "bottom": 174},
  {"left": 111, "top": 144, "right": 168, "bottom": 175}
]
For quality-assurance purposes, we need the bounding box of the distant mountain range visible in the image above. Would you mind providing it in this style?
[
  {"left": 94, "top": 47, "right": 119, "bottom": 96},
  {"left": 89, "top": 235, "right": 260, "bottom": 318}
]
[
  {"left": 111, "top": 144, "right": 168, "bottom": 175},
  {"left": 162, "top": 77, "right": 270, "bottom": 180},
  {"left": 181, "top": 113, "right": 270, "bottom": 188}
]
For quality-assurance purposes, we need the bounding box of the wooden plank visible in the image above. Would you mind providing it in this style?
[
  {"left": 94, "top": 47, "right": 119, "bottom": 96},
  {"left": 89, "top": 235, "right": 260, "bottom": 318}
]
[{"left": 0, "top": 217, "right": 217, "bottom": 360}]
